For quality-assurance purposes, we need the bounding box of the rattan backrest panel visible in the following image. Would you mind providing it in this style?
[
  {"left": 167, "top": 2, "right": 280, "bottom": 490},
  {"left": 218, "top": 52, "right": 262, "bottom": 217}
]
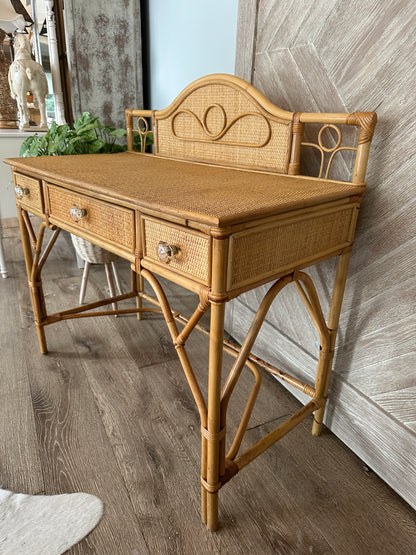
[{"left": 155, "top": 76, "right": 294, "bottom": 173}]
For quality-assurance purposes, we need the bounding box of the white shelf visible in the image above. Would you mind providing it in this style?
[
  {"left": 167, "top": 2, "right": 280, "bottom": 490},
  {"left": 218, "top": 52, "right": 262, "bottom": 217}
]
[{"left": 0, "top": 129, "right": 47, "bottom": 138}]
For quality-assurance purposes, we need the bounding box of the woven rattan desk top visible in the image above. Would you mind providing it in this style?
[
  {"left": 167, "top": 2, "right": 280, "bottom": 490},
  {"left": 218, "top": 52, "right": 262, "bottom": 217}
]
[{"left": 6, "top": 152, "right": 365, "bottom": 227}]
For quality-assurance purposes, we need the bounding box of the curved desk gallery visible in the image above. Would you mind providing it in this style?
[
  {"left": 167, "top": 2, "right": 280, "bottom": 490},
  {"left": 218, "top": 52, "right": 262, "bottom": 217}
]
[{"left": 5, "top": 74, "right": 376, "bottom": 531}]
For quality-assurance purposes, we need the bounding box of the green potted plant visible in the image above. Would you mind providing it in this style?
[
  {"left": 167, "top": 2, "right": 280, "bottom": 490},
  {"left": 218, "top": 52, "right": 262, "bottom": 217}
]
[{"left": 19, "top": 111, "right": 153, "bottom": 157}]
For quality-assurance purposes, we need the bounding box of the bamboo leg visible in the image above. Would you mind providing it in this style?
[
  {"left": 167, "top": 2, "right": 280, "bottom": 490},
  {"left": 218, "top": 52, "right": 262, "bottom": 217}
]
[
  {"left": 312, "top": 250, "right": 352, "bottom": 436},
  {"left": 202, "top": 235, "right": 229, "bottom": 531},
  {"left": 201, "top": 433, "right": 208, "bottom": 525},
  {"left": 30, "top": 223, "right": 48, "bottom": 323},
  {"left": 137, "top": 273, "right": 144, "bottom": 320},
  {"left": 79, "top": 261, "right": 90, "bottom": 304},
  {"left": 17, "top": 209, "right": 34, "bottom": 287},
  {"left": 132, "top": 269, "right": 144, "bottom": 320},
  {"left": 17, "top": 209, "right": 48, "bottom": 353},
  {"left": 204, "top": 299, "right": 226, "bottom": 531}
]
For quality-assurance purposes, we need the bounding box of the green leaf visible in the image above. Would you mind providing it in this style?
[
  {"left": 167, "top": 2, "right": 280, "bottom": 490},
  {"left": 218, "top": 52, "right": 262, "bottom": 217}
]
[
  {"left": 73, "top": 112, "right": 94, "bottom": 131},
  {"left": 107, "top": 128, "right": 127, "bottom": 138},
  {"left": 20, "top": 135, "right": 35, "bottom": 156},
  {"left": 75, "top": 123, "right": 101, "bottom": 135},
  {"left": 89, "top": 139, "right": 106, "bottom": 153}
]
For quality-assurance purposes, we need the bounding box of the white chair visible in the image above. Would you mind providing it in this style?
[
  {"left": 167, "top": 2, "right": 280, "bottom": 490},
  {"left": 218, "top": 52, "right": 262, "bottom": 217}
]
[{"left": 71, "top": 235, "right": 122, "bottom": 308}]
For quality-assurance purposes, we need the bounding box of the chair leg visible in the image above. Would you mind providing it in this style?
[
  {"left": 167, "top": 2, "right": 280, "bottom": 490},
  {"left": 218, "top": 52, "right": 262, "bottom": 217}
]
[
  {"left": 79, "top": 261, "right": 90, "bottom": 304},
  {"left": 0, "top": 235, "right": 7, "bottom": 278},
  {"left": 111, "top": 261, "right": 123, "bottom": 295},
  {"left": 104, "top": 262, "right": 117, "bottom": 312}
]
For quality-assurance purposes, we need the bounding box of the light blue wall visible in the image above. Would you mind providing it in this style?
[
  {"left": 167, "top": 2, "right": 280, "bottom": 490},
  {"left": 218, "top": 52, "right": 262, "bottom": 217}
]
[{"left": 147, "top": 0, "right": 239, "bottom": 109}]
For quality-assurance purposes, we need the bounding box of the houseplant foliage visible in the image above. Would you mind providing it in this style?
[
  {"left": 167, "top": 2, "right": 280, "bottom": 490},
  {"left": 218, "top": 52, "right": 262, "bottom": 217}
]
[{"left": 19, "top": 112, "right": 153, "bottom": 157}]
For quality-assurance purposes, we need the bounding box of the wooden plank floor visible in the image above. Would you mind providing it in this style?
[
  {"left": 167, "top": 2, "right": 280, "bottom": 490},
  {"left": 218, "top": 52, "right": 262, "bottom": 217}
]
[{"left": 1, "top": 217, "right": 415, "bottom": 554}]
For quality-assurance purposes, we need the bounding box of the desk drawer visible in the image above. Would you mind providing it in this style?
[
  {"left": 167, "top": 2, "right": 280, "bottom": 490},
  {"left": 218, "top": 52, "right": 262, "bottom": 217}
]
[
  {"left": 46, "top": 184, "right": 135, "bottom": 253},
  {"left": 13, "top": 173, "right": 43, "bottom": 213},
  {"left": 143, "top": 216, "right": 211, "bottom": 284}
]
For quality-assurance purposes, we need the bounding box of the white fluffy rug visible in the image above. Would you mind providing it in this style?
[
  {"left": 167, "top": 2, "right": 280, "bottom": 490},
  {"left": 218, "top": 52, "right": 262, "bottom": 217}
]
[{"left": 0, "top": 489, "right": 103, "bottom": 555}]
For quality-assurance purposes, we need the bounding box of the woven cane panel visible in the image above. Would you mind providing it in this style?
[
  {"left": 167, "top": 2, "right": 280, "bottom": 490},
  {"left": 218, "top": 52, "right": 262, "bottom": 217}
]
[
  {"left": 14, "top": 173, "right": 43, "bottom": 212},
  {"left": 229, "top": 207, "right": 354, "bottom": 289},
  {"left": 143, "top": 218, "right": 210, "bottom": 284},
  {"left": 156, "top": 84, "right": 291, "bottom": 172},
  {"left": 47, "top": 184, "right": 134, "bottom": 251}
]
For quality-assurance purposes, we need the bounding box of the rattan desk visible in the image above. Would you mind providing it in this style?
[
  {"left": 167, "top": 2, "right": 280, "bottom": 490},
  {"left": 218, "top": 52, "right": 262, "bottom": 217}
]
[{"left": 5, "top": 74, "right": 376, "bottom": 531}]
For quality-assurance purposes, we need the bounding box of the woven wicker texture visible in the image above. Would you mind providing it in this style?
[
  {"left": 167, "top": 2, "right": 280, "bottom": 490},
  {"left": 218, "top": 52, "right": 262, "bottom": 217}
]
[
  {"left": 47, "top": 184, "right": 134, "bottom": 250},
  {"left": 11, "top": 154, "right": 365, "bottom": 227},
  {"left": 156, "top": 83, "right": 291, "bottom": 172},
  {"left": 14, "top": 173, "right": 42, "bottom": 212},
  {"left": 143, "top": 218, "right": 210, "bottom": 283},
  {"left": 229, "top": 207, "right": 354, "bottom": 288},
  {"left": 70, "top": 234, "right": 119, "bottom": 264}
]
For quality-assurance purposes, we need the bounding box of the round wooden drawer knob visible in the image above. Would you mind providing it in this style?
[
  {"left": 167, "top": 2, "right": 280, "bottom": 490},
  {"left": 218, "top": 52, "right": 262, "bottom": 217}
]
[{"left": 158, "top": 241, "right": 180, "bottom": 263}]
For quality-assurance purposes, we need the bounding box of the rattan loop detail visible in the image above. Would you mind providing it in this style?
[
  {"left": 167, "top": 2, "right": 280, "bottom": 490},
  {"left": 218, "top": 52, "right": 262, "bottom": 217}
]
[
  {"left": 202, "top": 103, "right": 227, "bottom": 138},
  {"left": 318, "top": 124, "right": 343, "bottom": 153},
  {"left": 136, "top": 116, "right": 152, "bottom": 153},
  {"left": 201, "top": 426, "right": 226, "bottom": 443},
  {"left": 171, "top": 107, "right": 272, "bottom": 148},
  {"left": 200, "top": 477, "right": 222, "bottom": 494}
]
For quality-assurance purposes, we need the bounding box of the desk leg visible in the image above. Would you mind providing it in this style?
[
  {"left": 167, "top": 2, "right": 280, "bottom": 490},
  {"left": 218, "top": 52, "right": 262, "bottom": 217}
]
[
  {"left": 312, "top": 250, "right": 351, "bottom": 436},
  {"left": 17, "top": 208, "right": 48, "bottom": 353},
  {"left": 131, "top": 269, "right": 144, "bottom": 320},
  {"left": 137, "top": 273, "right": 145, "bottom": 320},
  {"left": 203, "top": 299, "right": 226, "bottom": 531},
  {"left": 203, "top": 234, "right": 228, "bottom": 530}
]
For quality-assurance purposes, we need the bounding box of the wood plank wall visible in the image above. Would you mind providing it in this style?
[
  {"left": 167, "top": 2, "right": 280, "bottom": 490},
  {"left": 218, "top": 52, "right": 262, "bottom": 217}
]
[{"left": 230, "top": 0, "right": 416, "bottom": 510}]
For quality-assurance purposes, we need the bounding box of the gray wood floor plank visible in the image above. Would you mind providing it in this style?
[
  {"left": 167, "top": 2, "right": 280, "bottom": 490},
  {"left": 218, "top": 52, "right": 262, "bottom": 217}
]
[
  {"left": 273, "top": 418, "right": 416, "bottom": 553},
  {"left": 0, "top": 235, "right": 43, "bottom": 495}
]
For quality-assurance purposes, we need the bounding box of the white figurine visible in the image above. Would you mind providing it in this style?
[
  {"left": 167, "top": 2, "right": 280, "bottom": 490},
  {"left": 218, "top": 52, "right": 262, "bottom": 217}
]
[{"left": 8, "top": 33, "right": 49, "bottom": 131}]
